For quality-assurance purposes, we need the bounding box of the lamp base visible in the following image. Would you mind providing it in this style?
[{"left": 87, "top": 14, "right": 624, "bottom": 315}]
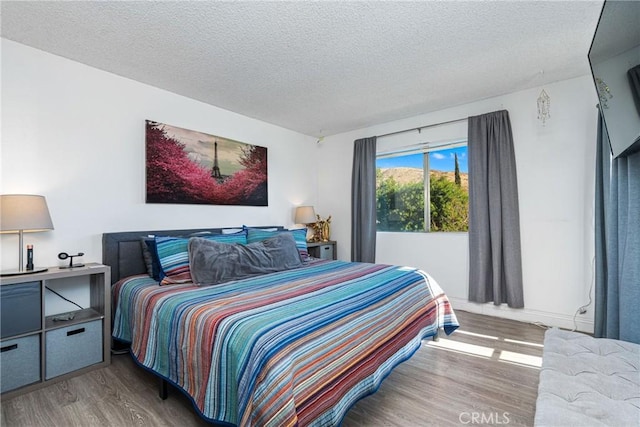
[{"left": 0, "top": 267, "right": 48, "bottom": 277}]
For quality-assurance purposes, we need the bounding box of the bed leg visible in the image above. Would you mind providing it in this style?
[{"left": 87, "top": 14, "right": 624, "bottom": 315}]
[
  {"left": 432, "top": 329, "right": 440, "bottom": 342},
  {"left": 160, "top": 379, "right": 168, "bottom": 400}
]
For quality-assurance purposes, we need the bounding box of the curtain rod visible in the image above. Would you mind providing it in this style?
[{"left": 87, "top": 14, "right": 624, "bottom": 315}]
[{"left": 377, "top": 117, "right": 468, "bottom": 139}]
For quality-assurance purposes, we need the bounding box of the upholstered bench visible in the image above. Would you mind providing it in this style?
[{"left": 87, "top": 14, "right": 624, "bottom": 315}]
[{"left": 534, "top": 328, "right": 640, "bottom": 426}]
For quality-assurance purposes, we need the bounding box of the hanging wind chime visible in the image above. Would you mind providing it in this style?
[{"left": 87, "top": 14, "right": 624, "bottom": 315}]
[{"left": 537, "top": 89, "right": 551, "bottom": 126}]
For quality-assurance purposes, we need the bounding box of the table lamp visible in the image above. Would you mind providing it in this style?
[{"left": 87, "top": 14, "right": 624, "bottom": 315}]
[
  {"left": 294, "top": 206, "right": 317, "bottom": 224},
  {"left": 1, "top": 194, "right": 54, "bottom": 276},
  {"left": 295, "top": 206, "right": 317, "bottom": 242}
]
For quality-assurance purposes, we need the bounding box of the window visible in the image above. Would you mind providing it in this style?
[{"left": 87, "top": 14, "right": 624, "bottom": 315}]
[{"left": 376, "top": 142, "right": 468, "bottom": 232}]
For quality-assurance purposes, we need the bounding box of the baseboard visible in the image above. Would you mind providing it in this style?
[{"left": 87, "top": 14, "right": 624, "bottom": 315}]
[{"left": 449, "top": 297, "right": 594, "bottom": 333}]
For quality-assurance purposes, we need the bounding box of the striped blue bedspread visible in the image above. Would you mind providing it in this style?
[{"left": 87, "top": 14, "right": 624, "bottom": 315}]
[{"left": 112, "top": 260, "right": 458, "bottom": 426}]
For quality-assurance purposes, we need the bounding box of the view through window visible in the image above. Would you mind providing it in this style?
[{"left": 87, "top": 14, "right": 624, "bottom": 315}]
[{"left": 376, "top": 143, "right": 469, "bottom": 232}]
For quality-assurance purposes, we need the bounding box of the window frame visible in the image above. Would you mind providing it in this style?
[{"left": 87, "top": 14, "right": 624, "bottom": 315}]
[{"left": 376, "top": 139, "right": 468, "bottom": 233}]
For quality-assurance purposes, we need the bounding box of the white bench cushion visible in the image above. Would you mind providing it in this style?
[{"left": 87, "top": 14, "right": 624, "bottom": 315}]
[{"left": 534, "top": 328, "right": 640, "bottom": 426}]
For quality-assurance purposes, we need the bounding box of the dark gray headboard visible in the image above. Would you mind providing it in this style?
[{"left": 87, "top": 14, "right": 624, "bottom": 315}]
[{"left": 102, "top": 226, "right": 284, "bottom": 285}]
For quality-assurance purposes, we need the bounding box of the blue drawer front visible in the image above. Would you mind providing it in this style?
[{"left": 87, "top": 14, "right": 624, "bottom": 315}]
[
  {"left": 1, "top": 282, "right": 41, "bottom": 339},
  {"left": 0, "top": 334, "right": 41, "bottom": 393},
  {"left": 46, "top": 320, "right": 102, "bottom": 379}
]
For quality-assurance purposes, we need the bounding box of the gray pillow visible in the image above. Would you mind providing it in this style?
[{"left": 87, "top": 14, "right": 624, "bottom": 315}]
[
  {"left": 188, "top": 232, "right": 303, "bottom": 286},
  {"left": 140, "top": 237, "right": 155, "bottom": 277}
]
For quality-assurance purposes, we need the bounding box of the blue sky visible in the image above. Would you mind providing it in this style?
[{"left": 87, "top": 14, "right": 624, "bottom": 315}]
[{"left": 377, "top": 146, "right": 468, "bottom": 173}]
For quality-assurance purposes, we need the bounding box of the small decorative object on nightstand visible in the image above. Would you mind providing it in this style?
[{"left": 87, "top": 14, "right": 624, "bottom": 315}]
[
  {"left": 307, "top": 240, "right": 337, "bottom": 260},
  {"left": 312, "top": 215, "right": 332, "bottom": 242},
  {"left": 58, "top": 252, "right": 85, "bottom": 269}
]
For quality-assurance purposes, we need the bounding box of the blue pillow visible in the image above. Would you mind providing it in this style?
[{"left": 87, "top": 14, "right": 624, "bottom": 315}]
[
  {"left": 141, "top": 237, "right": 161, "bottom": 280},
  {"left": 142, "top": 231, "right": 229, "bottom": 281},
  {"left": 155, "top": 231, "right": 247, "bottom": 284},
  {"left": 245, "top": 227, "right": 308, "bottom": 260}
]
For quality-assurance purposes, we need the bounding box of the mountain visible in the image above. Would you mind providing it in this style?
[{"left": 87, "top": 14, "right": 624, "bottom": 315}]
[{"left": 378, "top": 167, "right": 468, "bottom": 191}]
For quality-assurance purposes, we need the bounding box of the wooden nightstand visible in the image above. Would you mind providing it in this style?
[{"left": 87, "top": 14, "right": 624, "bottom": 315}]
[{"left": 307, "top": 241, "right": 337, "bottom": 260}]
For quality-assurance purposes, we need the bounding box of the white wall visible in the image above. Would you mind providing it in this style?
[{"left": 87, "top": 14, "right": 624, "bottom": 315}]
[
  {"left": 1, "top": 40, "right": 318, "bottom": 275},
  {"left": 317, "top": 75, "right": 599, "bottom": 332}
]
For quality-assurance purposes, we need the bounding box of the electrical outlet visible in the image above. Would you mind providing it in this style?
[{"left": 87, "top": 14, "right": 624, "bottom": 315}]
[{"left": 579, "top": 307, "right": 587, "bottom": 315}]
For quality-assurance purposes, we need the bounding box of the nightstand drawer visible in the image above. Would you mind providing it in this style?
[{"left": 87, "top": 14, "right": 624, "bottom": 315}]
[
  {"left": 307, "top": 241, "right": 337, "bottom": 260},
  {"left": 0, "top": 281, "right": 41, "bottom": 339},
  {"left": 0, "top": 335, "right": 41, "bottom": 393},
  {"left": 45, "top": 320, "right": 102, "bottom": 379},
  {"left": 316, "top": 244, "right": 334, "bottom": 260}
]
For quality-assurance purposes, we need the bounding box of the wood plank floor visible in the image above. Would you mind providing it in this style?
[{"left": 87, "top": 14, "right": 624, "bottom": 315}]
[{"left": 1, "top": 311, "right": 545, "bottom": 426}]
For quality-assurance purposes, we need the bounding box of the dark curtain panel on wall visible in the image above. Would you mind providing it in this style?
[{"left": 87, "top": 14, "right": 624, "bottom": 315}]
[
  {"left": 628, "top": 64, "right": 640, "bottom": 116},
  {"left": 594, "top": 109, "right": 611, "bottom": 337},
  {"left": 468, "top": 110, "right": 524, "bottom": 308},
  {"left": 351, "top": 136, "right": 377, "bottom": 263},
  {"left": 594, "top": 109, "right": 640, "bottom": 344}
]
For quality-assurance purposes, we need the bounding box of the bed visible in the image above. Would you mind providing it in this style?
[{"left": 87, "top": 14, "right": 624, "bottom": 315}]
[{"left": 103, "top": 227, "right": 459, "bottom": 426}]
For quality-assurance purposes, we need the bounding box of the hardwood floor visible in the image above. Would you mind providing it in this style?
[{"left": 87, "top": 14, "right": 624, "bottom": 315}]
[
  {"left": 1, "top": 311, "right": 545, "bottom": 426},
  {"left": 343, "top": 311, "right": 545, "bottom": 426}
]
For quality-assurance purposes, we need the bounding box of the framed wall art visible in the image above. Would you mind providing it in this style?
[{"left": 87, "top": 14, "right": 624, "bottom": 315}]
[{"left": 145, "top": 120, "right": 268, "bottom": 206}]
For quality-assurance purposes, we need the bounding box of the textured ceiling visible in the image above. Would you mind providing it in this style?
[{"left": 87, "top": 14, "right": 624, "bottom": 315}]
[{"left": 1, "top": 1, "right": 604, "bottom": 137}]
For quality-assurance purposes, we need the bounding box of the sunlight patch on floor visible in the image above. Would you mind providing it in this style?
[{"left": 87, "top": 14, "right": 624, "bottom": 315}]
[
  {"left": 426, "top": 338, "right": 495, "bottom": 358},
  {"left": 426, "top": 335, "right": 542, "bottom": 369},
  {"left": 455, "top": 329, "right": 499, "bottom": 341},
  {"left": 504, "top": 338, "right": 544, "bottom": 348},
  {"left": 499, "top": 350, "right": 543, "bottom": 368}
]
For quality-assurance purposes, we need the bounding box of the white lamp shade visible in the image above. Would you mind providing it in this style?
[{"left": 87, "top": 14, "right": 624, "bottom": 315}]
[
  {"left": 294, "top": 206, "right": 317, "bottom": 224},
  {"left": 0, "top": 194, "right": 54, "bottom": 232}
]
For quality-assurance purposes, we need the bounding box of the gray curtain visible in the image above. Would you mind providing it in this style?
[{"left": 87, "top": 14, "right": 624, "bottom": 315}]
[
  {"left": 628, "top": 64, "right": 640, "bottom": 116},
  {"left": 468, "top": 110, "right": 524, "bottom": 308},
  {"left": 595, "top": 108, "right": 610, "bottom": 336},
  {"left": 351, "top": 136, "right": 377, "bottom": 263},
  {"left": 595, "top": 109, "right": 640, "bottom": 344}
]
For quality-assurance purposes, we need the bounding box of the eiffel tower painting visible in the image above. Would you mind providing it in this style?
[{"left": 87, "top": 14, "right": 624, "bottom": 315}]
[
  {"left": 211, "top": 141, "right": 222, "bottom": 179},
  {"left": 146, "top": 120, "right": 268, "bottom": 206}
]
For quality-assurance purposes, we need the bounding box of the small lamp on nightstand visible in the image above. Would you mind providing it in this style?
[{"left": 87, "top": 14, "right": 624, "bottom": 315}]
[
  {"left": 294, "top": 205, "right": 317, "bottom": 242},
  {"left": 0, "top": 194, "right": 54, "bottom": 276}
]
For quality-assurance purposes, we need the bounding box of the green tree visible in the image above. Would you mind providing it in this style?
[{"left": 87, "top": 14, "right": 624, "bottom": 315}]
[
  {"left": 376, "top": 169, "right": 399, "bottom": 230},
  {"left": 454, "top": 153, "right": 461, "bottom": 187},
  {"left": 376, "top": 170, "right": 424, "bottom": 231},
  {"left": 395, "top": 181, "right": 424, "bottom": 231},
  {"left": 376, "top": 169, "right": 468, "bottom": 232},
  {"left": 430, "top": 176, "right": 468, "bottom": 231}
]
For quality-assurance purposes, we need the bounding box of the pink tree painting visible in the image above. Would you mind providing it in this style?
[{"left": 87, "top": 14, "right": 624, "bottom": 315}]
[{"left": 145, "top": 120, "right": 268, "bottom": 206}]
